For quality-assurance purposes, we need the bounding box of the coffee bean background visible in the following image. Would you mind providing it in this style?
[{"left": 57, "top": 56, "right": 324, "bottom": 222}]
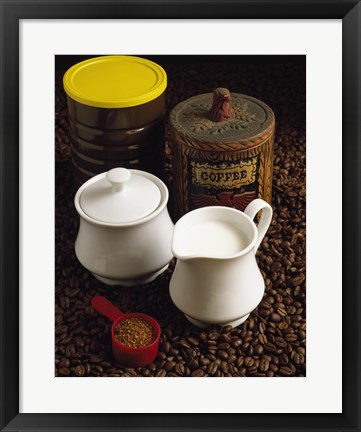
[{"left": 55, "top": 55, "right": 306, "bottom": 377}]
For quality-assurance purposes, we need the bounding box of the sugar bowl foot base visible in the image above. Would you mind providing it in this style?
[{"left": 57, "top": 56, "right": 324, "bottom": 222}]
[
  {"left": 184, "top": 313, "right": 250, "bottom": 329},
  {"left": 93, "top": 264, "right": 169, "bottom": 287}
]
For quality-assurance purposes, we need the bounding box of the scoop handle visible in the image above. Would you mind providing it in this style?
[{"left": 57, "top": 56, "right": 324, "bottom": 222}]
[
  {"left": 244, "top": 199, "right": 273, "bottom": 252},
  {"left": 91, "top": 296, "right": 125, "bottom": 323}
]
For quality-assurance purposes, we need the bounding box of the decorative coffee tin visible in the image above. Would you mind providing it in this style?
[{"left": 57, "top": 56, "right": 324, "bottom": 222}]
[{"left": 170, "top": 88, "right": 275, "bottom": 220}]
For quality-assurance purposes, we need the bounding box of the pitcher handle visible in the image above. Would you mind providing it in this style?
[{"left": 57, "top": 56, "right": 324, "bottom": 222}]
[{"left": 244, "top": 199, "right": 273, "bottom": 252}]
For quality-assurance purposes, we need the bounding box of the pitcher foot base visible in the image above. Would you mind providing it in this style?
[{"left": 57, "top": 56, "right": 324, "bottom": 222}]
[
  {"left": 93, "top": 264, "right": 169, "bottom": 287},
  {"left": 185, "top": 313, "right": 250, "bottom": 329}
]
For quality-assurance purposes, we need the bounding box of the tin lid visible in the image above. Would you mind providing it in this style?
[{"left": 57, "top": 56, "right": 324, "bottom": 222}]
[
  {"left": 63, "top": 56, "right": 167, "bottom": 108},
  {"left": 170, "top": 88, "right": 275, "bottom": 148},
  {"left": 79, "top": 168, "right": 161, "bottom": 224}
]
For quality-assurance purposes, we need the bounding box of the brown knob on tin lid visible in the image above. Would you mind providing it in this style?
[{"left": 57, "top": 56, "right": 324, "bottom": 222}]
[{"left": 208, "top": 88, "right": 235, "bottom": 122}]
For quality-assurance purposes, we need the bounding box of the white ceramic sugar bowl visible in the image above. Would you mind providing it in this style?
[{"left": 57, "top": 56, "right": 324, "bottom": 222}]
[{"left": 74, "top": 168, "right": 174, "bottom": 287}]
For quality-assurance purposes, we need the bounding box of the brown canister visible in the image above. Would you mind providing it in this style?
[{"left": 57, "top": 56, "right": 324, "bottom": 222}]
[
  {"left": 170, "top": 88, "right": 275, "bottom": 220},
  {"left": 63, "top": 56, "right": 167, "bottom": 186}
]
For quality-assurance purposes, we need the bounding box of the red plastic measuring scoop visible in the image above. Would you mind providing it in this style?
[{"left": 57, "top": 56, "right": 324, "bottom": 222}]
[{"left": 91, "top": 296, "right": 160, "bottom": 367}]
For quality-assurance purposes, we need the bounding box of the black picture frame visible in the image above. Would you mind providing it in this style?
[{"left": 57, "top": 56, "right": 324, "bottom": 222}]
[{"left": 1, "top": 1, "right": 360, "bottom": 431}]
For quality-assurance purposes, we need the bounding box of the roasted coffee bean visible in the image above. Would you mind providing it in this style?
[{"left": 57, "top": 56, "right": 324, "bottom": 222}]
[
  {"left": 245, "top": 344, "right": 254, "bottom": 356},
  {"left": 89, "top": 355, "right": 102, "bottom": 363},
  {"left": 279, "top": 366, "right": 293, "bottom": 376},
  {"left": 59, "top": 358, "right": 70, "bottom": 368},
  {"left": 74, "top": 365, "right": 85, "bottom": 376},
  {"left": 287, "top": 306, "right": 296, "bottom": 315},
  {"left": 187, "top": 358, "right": 199, "bottom": 370},
  {"left": 265, "top": 343, "right": 277, "bottom": 353},
  {"left": 259, "top": 359, "right": 270, "bottom": 372},
  {"left": 259, "top": 301, "right": 272, "bottom": 310},
  {"left": 280, "top": 353, "right": 289, "bottom": 365},
  {"left": 240, "top": 340, "right": 249, "bottom": 351},
  {"left": 278, "top": 322, "right": 289, "bottom": 330},
  {"left": 207, "top": 361, "right": 218, "bottom": 375},
  {"left": 271, "top": 261, "right": 282, "bottom": 272},
  {"left": 221, "top": 361, "right": 229, "bottom": 373},
  {"left": 293, "top": 352, "right": 305, "bottom": 365},
  {"left": 292, "top": 274, "right": 305, "bottom": 287},
  {"left": 147, "top": 362, "right": 156, "bottom": 373},
  {"left": 271, "top": 313, "right": 282, "bottom": 323},
  {"left": 157, "top": 352, "right": 167, "bottom": 361},
  {"left": 179, "top": 339, "right": 191, "bottom": 349},
  {"left": 160, "top": 342, "right": 170, "bottom": 354},
  {"left": 236, "top": 356, "right": 245, "bottom": 368},
  {"left": 170, "top": 348, "right": 179, "bottom": 356},
  {"left": 58, "top": 367, "right": 70, "bottom": 376},
  {"left": 164, "top": 361, "right": 176, "bottom": 372},
  {"left": 271, "top": 355, "right": 280, "bottom": 365},
  {"left": 183, "top": 347, "right": 197, "bottom": 358},
  {"left": 187, "top": 337, "right": 199, "bottom": 346},
  {"left": 259, "top": 309, "right": 271, "bottom": 318},
  {"left": 297, "top": 346, "right": 306, "bottom": 355},
  {"left": 65, "top": 345, "right": 75, "bottom": 358},
  {"left": 269, "top": 363, "right": 278, "bottom": 372},
  {"left": 228, "top": 355, "right": 237, "bottom": 364},
  {"left": 259, "top": 322, "right": 266, "bottom": 333},
  {"left": 258, "top": 334, "right": 268, "bottom": 345},
  {"left": 228, "top": 347, "right": 236, "bottom": 355},
  {"left": 285, "top": 333, "right": 298, "bottom": 343},
  {"left": 191, "top": 369, "right": 204, "bottom": 377},
  {"left": 55, "top": 325, "right": 68, "bottom": 335},
  {"left": 218, "top": 343, "right": 230, "bottom": 350},
  {"left": 248, "top": 366, "right": 258, "bottom": 375},
  {"left": 219, "top": 334, "right": 231, "bottom": 343},
  {"left": 298, "top": 330, "right": 306, "bottom": 340},
  {"left": 156, "top": 360, "right": 166, "bottom": 369},
  {"left": 167, "top": 372, "right": 179, "bottom": 377},
  {"left": 175, "top": 363, "right": 185, "bottom": 375},
  {"left": 248, "top": 318, "right": 255, "bottom": 330},
  {"left": 200, "top": 357, "right": 211, "bottom": 366},
  {"left": 275, "top": 337, "right": 287, "bottom": 348},
  {"left": 217, "top": 350, "right": 229, "bottom": 360},
  {"left": 60, "top": 296, "right": 70, "bottom": 309},
  {"left": 155, "top": 369, "right": 167, "bottom": 377},
  {"left": 244, "top": 357, "right": 254, "bottom": 367},
  {"left": 231, "top": 338, "right": 242, "bottom": 348}
]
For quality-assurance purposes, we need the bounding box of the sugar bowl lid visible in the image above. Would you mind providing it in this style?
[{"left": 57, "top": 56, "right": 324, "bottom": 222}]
[{"left": 79, "top": 168, "right": 162, "bottom": 224}]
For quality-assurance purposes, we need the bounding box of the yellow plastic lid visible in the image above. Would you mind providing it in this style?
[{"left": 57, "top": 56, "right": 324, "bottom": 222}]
[{"left": 63, "top": 56, "right": 167, "bottom": 108}]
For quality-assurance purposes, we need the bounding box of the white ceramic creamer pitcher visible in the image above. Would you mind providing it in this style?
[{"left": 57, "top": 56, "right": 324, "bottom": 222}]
[{"left": 169, "top": 199, "right": 272, "bottom": 328}]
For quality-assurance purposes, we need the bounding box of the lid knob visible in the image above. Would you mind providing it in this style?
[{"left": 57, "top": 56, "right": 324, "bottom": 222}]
[
  {"left": 106, "top": 168, "right": 131, "bottom": 192},
  {"left": 208, "top": 87, "right": 235, "bottom": 122}
]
